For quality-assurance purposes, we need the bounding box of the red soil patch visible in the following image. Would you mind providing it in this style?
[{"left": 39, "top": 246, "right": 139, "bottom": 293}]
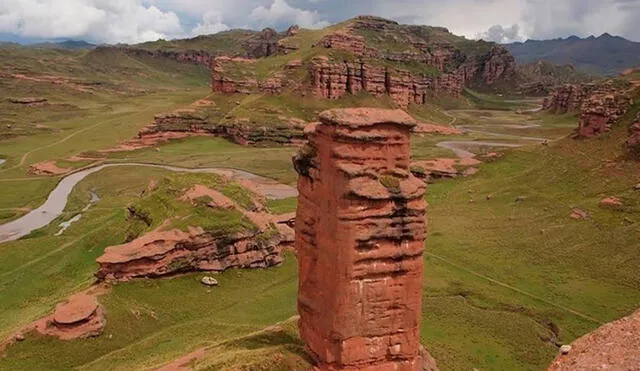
[
  {"left": 549, "top": 309, "right": 640, "bottom": 370},
  {"left": 413, "top": 158, "right": 481, "bottom": 178},
  {"left": 191, "top": 99, "right": 216, "bottom": 108},
  {"left": 600, "top": 197, "right": 623, "bottom": 207},
  {"left": 30, "top": 161, "right": 71, "bottom": 176}
]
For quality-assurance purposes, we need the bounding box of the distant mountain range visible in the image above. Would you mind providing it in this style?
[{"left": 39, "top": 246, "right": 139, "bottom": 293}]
[
  {"left": 505, "top": 34, "right": 640, "bottom": 76},
  {"left": 32, "top": 40, "right": 96, "bottom": 50}
]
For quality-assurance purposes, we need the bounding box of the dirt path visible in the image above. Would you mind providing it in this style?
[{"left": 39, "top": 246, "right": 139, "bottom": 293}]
[{"left": 438, "top": 104, "right": 548, "bottom": 159}]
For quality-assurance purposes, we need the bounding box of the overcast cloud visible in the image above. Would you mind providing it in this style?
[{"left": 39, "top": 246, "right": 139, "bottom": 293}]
[{"left": 1, "top": 0, "right": 639, "bottom": 44}]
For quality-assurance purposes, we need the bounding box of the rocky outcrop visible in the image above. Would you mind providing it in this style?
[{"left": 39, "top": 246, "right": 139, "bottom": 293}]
[
  {"left": 139, "top": 111, "right": 306, "bottom": 146},
  {"left": 543, "top": 84, "right": 596, "bottom": 113},
  {"left": 309, "top": 57, "right": 464, "bottom": 108},
  {"left": 35, "top": 292, "right": 106, "bottom": 340},
  {"left": 96, "top": 184, "right": 291, "bottom": 281},
  {"left": 628, "top": 113, "right": 640, "bottom": 158},
  {"left": 117, "top": 47, "right": 213, "bottom": 67},
  {"left": 576, "top": 81, "right": 633, "bottom": 137},
  {"left": 243, "top": 28, "right": 280, "bottom": 58},
  {"left": 548, "top": 309, "right": 640, "bottom": 371},
  {"left": 459, "top": 46, "right": 518, "bottom": 87},
  {"left": 294, "top": 108, "right": 432, "bottom": 370},
  {"left": 316, "top": 31, "right": 375, "bottom": 58},
  {"left": 9, "top": 97, "right": 48, "bottom": 106},
  {"left": 95, "top": 227, "right": 283, "bottom": 280}
]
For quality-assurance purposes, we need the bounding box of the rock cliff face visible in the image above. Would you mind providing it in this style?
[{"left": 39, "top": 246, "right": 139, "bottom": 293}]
[
  {"left": 309, "top": 57, "right": 464, "bottom": 108},
  {"left": 243, "top": 28, "right": 280, "bottom": 58},
  {"left": 139, "top": 110, "right": 305, "bottom": 146},
  {"left": 95, "top": 227, "right": 283, "bottom": 280},
  {"left": 543, "top": 84, "right": 596, "bottom": 113},
  {"left": 294, "top": 108, "right": 432, "bottom": 370},
  {"left": 116, "top": 47, "right": 213, "bottom": 67},
  {"left": 577, "top": 81, "right": 633, "bottom": 137}
]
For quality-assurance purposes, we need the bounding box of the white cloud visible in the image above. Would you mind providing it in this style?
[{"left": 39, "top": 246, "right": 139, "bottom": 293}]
[
  {"left": 191, "top": 11, "right": 230, "bottom": 36},
  {"left": 249, "top": 0, "right": 330, "bottom": 29},
  {"left": 477, "top": 24, "right": 523, "bottom": 43},
  {"left": 0, "top": 0, "right": 185, "bottom": 43}
]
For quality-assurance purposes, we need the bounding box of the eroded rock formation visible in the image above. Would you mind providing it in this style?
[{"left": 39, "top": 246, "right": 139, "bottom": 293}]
[
  {"left": 96, "top": 185, "right": 288, "bottom": 281},
  {"left": 34, "top": 291, "right": 106, "bottom": 340},
  {"left": 543, "top": 84, "right": 596, "bottom": 113},
  {"left": 309, "top": 57, "right": 464, "bottom": 108},
  {"left": 548, "top": 309, "right": 640, "bottom": 371},
  {"left": 95, "top": 227, "right": 283, "bottom": 280},
  {"left": 628, "top": 112, "right": 640, "bottom": 158},
  {"left": 577, "top": 81, "right": 633, "bottom": 137},
  {"left": 294, "top": 108, "right": 433, "bottom": 370}
]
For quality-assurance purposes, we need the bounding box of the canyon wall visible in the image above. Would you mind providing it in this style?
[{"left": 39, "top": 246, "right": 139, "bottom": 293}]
[
  {"left": 309, "top": 57, "right": 464, "bottom": 108},
  {"left": 294, "top": 108, "right": 430, "bottom": 370}
]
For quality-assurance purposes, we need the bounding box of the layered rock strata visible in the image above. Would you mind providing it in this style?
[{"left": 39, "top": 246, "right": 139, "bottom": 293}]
[
  {"left": 577, "top": 81, "right": 633, "bottom": 137},
  {"left": 35, "top": 292, "right": 105, "bottom": 340},
  {"left": 294, "top": 108, "right": 431, "bottom": 370},
  {"left": 309, "top": 57, "right": 464, "bottom": 108},
  {"left": 96, "top": 185, "right": 287, "bottom": 281},
  {"left": 95, "top": 227, "right": 283, "bottom": 280}
]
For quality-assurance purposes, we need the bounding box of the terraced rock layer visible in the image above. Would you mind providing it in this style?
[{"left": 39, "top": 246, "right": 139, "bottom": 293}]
[{"left": 294, "top": 108, "right": 432, "bottom": 370}]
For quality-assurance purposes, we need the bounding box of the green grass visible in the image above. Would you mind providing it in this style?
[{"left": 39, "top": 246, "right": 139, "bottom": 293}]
[{"left": 266, "top": 197, "right": 298, "bottom": 215}]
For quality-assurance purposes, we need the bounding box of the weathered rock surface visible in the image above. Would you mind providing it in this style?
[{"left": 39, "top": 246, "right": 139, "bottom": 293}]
[
  {"left": 576, "top": 81, "right": 633, "bottom": 138},
  {"left": 95, "top": 185, "right": 291, "bottom": 281},
  {"left": 309, "top": 57, "right": 464, "bottom": 108},
  {"left": 627, "top": 112, "right": 640, "bottom": 158},
  {"left": 95, "top": 227, "right": 282, "bottom": 280},
  {"left": 35, "top": 292, "right": 106, "bottom": 340},
  {"left": 131, "top": 107, "right": 306, "bottom": 147},
  {"left": 294, "top": 108, "right": 434, "bottom": 370},
  {"left": 543, "top": 84, "right": 596, "bottom": 113},
  {"left": 548, "top": 309, "right": 640, "bottom": 371}
]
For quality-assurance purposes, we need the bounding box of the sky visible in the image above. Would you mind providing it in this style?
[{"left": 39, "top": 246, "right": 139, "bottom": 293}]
[{"left": 1, "top": 0, "right": 639, "bottom": 45}]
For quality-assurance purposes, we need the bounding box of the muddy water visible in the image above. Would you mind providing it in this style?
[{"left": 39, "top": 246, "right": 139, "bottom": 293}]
[{"left": 0, "top": 163, "right": 298, "bottom": 243}]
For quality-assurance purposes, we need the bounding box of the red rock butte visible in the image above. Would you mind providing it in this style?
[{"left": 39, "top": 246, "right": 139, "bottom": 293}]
[{"left": 294, "top": 108, "right": 428, "bottom": 370}]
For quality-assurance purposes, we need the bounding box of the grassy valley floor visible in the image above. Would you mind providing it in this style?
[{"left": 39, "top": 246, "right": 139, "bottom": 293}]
[{"left": 1, "top": 69, "right": 639, "bottom": 370}]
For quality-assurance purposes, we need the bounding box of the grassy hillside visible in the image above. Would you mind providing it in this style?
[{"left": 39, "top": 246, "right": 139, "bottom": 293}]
[{"left": 1, "top": 92, "right": 639, "bottom": 370}]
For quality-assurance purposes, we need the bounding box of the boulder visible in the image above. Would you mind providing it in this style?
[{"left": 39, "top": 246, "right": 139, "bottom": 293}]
[{"left": 200, "top": 276, "right": 219, "bottom": 287}]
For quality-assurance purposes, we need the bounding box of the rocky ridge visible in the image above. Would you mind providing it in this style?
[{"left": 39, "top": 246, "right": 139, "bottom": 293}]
[
  {"left": 544, "top": 79, "right": 637, "bottom": 140},
  {"left": 96, "top": 184, "right": 289, "bottom": 281},
  {"left": 548, "top": 309, "right": 640, "bottom": 370},
  {"left": 294, "top": 108, "right": 433, "bottom": 370},
  {"left": 576, "top": 80, "right": 634, "bottom": 137},
  {"left": 212, "top": 16, "right": 517, "bottom": 108}
]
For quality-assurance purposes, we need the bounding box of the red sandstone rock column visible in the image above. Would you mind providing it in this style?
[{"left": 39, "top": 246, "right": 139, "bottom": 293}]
[{"left": 294, "top": 108, "right": 428, "bottom": 370}]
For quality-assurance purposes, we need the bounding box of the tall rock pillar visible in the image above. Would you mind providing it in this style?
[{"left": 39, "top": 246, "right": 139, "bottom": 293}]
[{"left": 294, "top": 108, "right": 428, "bottom": 370}]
